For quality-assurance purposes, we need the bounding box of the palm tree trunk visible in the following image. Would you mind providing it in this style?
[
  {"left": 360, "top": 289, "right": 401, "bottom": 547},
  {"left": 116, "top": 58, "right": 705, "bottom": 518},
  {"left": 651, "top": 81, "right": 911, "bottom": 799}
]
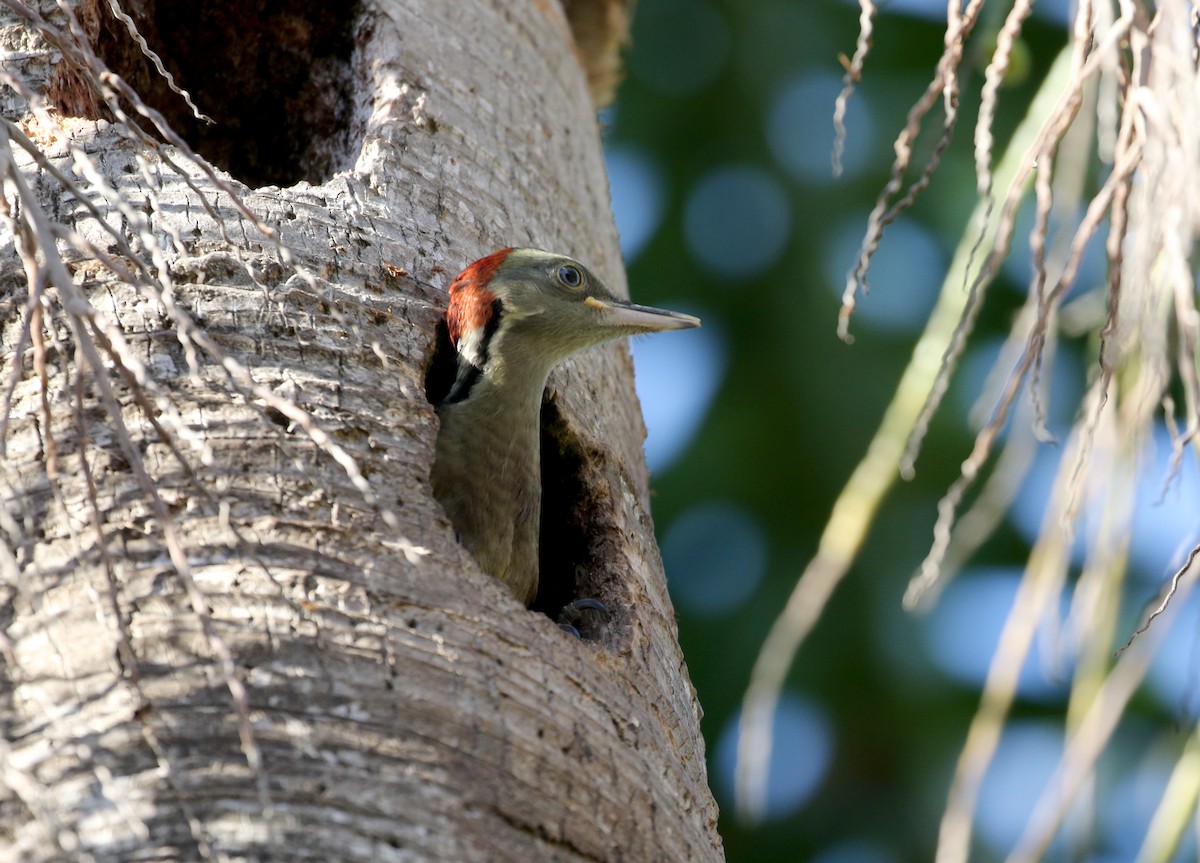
[{"left": 0, "top": 1, "right": 724, "bottom": 860}]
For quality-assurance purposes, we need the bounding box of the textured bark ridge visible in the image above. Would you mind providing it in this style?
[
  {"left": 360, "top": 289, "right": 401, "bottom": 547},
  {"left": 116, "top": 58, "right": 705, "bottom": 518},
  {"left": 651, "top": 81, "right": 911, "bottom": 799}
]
[{"left": 0, "top": 1, "right": 723, "bottom": 861}]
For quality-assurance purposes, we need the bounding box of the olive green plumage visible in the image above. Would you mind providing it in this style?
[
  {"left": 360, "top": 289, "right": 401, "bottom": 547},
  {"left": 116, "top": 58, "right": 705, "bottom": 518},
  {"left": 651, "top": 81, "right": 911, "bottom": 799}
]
[{"left": 430, "top": 248, "right": 699, "bottom": 605}]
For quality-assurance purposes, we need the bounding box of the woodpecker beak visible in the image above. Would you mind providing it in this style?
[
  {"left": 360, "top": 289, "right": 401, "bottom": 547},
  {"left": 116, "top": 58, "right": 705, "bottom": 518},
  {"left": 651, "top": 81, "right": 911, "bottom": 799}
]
[{"left": 584, "top": 296, "right": 701, "bottom": 331}]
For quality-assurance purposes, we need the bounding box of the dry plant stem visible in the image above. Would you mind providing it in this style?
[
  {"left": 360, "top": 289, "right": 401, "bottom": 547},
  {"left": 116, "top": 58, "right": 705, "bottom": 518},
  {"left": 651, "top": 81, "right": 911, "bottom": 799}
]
[
  {"left": 877, "top": 0, "right": 990, "bottom": 226},
  {"left": 2, "top": 0, "right": 287, "bottom": 257},
  {"left": 1156, "top": 4, "right": 1200, "bottom": 484},
  {"left": 938, "top": 3, "right": 1200, "bottom": 856},
  {"left": 0, "top": 232, "right": 45, "bottom": 455},
  {"left": 913, "top": 371, "right": 1040, "bottom": 607},
  {"left": 1063, "top": 458, "right": 1132, "bottom": 730},
  {"left": 0, "top": 739, "right": 85, "bottom": 861},
  {"left": 901, "top": 1, "right": 1134, "bottom": 479},
  {"left": 1136, "top": 706, "right": 1200, "bottom": 863},
  {"left": 1111, "top": 0, "right": 1200, "bottom": 632},
  {"left": 837, "top": 0, "right": 986, "bottom": 342},
  {"left": 933, "top": 380, "right": 1106, "bottom": 863},
  {"left": 931, "top": 96, "right": 1094, "bottom": 600},
  {"left": 912, "top": 87, "right": 1141, "bottom": 604},
  {"left": 999, "top": 359, "right": 1159, "bottom": 861},
  {"left": 832, "top": 0, "right": 876, "bottom": 178},
  {"left": 0, "top": 101, "right": 397, "bottom": 533},
  {"left": 1029, "top": 82, "right": 1096, "bottom": 437},
  {"left": 1006, "top": 544, "right": 1200, "bottom": 863},
  {"left": 931, "top": 122, "right": 1143, "bottom": 863},
  {"left": 2, "top": 110, "right": 394, "bottom": 569},
  {"left": 4, "top": 76, "right": 304, "bottom": 834},
  {"left": 733, "top": 46, "right": 1074, "bottom": 824},
  {"left": 99, "top": 0, "right": 211, "bottom": 122},
  {"left": 974, "top": 0, "right": 1036, "bottom": 201},
  {"left": 1006, "top": 552, "right": 1194, "bottom": 863}
]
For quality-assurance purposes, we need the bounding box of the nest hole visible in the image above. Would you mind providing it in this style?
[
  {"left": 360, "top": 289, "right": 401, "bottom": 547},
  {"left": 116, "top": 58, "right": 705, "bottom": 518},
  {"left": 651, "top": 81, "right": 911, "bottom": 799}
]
[
  {"left": 422, "top": 319, "right": 457, "bottom": 406},
  {"left": 52, "top": 0, "right": 365, "bottom": 188},
  {"left": 423, "top": 333, "right": 620, "bottom": 639},
  {"left": 533, "top": 396, "right": 614, "bottom": 636}
]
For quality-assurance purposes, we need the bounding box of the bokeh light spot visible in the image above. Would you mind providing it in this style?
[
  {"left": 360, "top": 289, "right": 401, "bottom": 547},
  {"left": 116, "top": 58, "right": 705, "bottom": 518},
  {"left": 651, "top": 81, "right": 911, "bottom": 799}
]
[
  {"left": 813, "top": 841, "right": 896, "bottom": 863},
  {"left": 714, "top": 692, "right": 833, "bottom": 822},
  {"left": 1000, "top": 198, "right": 1109, "bottom": 299},
  {"left": 768, "top": 71, "right": 875, "bottom": 183},
  {"left": 1102, "top": 746, "right": 1200, "bottom": 861},
  {"left": 1009, "top": 422, "right": 1200, "bottom": 577},
  {"left": 1007, "top": 445, "right": 1094, "bottom": 567},
  {"left": 824, "top": 216, "right": 943, "bottom": 333},
  {"left": 1127, "top": 424, "right": 1200, "bottom": 581},
  {"left": 924, "top": 568, "right": 1071, "bottom": 701},
  {"left": 632, "top": 318, "right": 725, "bottom": 472},
  {"left": 661, "top": 499, "right": 765, "bottom": 617},
  {"left": 977, "top": 722, "right": 1071, "bottom": 855},
  {"left": 684, "top": 164, "right": 791, "bottom": 279},
  {"left": 606, "top": 146, "right": 666, "bottom": 263},
  {"left": 951, "top": 336, "right": 1086, "bottom": 443}
]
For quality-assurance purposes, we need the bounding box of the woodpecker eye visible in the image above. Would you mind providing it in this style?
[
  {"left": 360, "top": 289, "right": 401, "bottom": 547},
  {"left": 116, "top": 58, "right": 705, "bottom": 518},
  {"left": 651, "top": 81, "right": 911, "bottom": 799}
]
[{"left": 556, "top": 264, "right": 583, "bottom": 289}]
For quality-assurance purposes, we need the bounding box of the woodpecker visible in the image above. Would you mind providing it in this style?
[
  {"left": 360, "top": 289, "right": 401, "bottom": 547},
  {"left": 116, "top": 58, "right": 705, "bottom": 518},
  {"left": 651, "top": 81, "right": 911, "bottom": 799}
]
[{"left": 429, "top": 247, "right": 700, "bottom": 609}]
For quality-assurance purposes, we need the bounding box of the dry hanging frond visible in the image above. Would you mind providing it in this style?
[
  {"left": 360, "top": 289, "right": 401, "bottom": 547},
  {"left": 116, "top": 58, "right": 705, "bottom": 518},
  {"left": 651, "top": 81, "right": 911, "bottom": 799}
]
[{"left": 742, "top": 7, "right": 1200, "bottom": 862}]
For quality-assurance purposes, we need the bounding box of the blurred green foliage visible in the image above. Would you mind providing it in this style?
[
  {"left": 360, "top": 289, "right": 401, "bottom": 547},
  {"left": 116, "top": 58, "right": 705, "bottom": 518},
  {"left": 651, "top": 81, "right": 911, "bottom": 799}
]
[{"left": 607, "top": 2, "right": 1080, "bottom": 860}]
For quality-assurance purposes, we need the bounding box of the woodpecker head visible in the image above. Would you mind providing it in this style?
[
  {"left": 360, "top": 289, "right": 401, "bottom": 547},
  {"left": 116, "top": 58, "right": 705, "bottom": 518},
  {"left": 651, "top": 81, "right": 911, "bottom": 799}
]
[{"left": 437, "top": 248, "right": 700, "bottom": 402}]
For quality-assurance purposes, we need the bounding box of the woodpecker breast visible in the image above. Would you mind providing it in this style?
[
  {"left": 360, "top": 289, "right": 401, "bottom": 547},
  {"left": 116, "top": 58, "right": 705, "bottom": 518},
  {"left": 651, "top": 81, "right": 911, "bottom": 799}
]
[{"left": 429, "top": 248, "right": 700, "bottom": 608}]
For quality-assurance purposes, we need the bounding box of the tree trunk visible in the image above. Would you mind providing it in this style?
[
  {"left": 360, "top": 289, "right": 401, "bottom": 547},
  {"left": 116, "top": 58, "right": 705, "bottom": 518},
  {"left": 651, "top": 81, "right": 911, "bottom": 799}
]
[{"left": 0, "top": 1, "right": 725, "bottom": 861}]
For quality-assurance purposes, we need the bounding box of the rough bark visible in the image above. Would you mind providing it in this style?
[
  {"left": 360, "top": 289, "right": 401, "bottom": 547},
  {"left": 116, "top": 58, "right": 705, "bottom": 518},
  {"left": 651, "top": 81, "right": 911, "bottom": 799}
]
[{"left": 0, "top": 1, "right": 724, "bottom": 861}]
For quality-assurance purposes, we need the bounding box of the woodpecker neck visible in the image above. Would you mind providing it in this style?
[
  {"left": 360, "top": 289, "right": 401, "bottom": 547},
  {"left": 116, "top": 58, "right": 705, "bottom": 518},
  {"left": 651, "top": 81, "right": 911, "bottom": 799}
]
[
  {"left": 431, "top": 352, "right": 549, "bottom": 605},
  {"left": 442, "top": 302, "right": 559, "bottom": 411},
  {"left": 449, "top": 348, "right": 553, "bottom": 422}
]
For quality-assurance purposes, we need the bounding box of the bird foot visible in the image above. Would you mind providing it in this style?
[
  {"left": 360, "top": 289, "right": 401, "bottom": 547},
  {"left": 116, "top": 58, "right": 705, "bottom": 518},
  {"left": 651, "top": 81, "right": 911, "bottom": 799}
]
[{"left": 557, "top": 598, "right": 608, "bottom": 638}]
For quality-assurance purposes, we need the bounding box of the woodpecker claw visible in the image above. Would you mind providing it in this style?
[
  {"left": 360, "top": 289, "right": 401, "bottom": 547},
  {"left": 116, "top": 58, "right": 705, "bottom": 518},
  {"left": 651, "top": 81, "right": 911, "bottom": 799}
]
[{"left": 557, "top": 598, "right": 608, "bottom": 638}]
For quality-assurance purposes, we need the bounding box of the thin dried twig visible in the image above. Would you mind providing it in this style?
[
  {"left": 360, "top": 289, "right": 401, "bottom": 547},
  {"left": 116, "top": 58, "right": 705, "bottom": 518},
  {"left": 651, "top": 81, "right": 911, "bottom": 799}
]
[
  {"left": 736, "top": 45, "right": 1077, "bottom": 823},
  {"left": 974, "top": 0, "right": 1036, "bottom": 202},
  {"left": 899, "top": 0, "right": 1130, "bottom": 477},
  {"left": 99, "top": 0, "right": 212, "bottom": 123},
  {"left": 748, "top": 5, "right": 1200, "bottom": 859},
  {"left": 838, "top": 0, "right": 986, "bottom": 342},
  {"left": 832, "top": 0, "right": 876, "bottom": 178},
  {"left": 1120, "top": 543, "right": 1200, "bottom": 654}
]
